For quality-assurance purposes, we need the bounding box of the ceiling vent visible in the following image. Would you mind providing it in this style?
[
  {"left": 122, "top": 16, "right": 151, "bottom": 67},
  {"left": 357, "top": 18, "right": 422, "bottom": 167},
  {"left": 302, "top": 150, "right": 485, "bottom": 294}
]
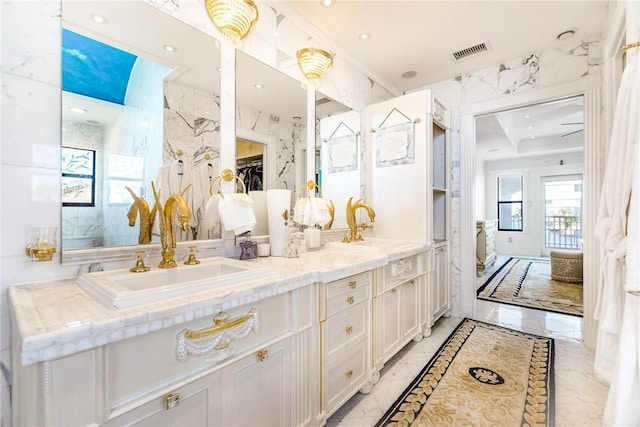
[{"left": 451, "top": 41, "right": 490, "bottom": 61}]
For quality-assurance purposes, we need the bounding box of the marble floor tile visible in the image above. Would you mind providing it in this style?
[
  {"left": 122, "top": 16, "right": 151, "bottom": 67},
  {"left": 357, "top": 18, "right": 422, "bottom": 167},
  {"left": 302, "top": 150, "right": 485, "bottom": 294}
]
[{"left": 326, "top": 302, "right": 608, "bottom": 427}]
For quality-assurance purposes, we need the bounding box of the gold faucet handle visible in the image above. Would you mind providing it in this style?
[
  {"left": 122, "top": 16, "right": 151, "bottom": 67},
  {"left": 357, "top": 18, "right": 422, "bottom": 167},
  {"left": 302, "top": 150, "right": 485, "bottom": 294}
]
[
  {"left": 130, "top": 251, "right": 150, "bottom": 273},
  {"left": 184, "top": 246, "right": 201, "bottom": 265},
  {"left": 359, "top": 222, "right": 373, "bottom": 231}
]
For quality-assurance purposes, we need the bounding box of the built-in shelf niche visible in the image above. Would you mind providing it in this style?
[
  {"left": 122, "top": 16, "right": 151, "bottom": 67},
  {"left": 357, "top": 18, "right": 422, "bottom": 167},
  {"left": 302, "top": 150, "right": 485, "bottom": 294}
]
[{"left": 432, "top": 122, "right": 447, "bottom": 243}]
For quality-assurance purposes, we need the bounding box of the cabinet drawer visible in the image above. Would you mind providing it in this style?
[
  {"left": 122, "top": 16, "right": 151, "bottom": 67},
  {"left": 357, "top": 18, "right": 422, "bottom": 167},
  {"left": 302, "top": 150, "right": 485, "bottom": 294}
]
[
  {"left": 323, "top": 301, "right": 367, "bottom": 364},
  {"left": 108, "top": 292, "right": 292, "bottom": 413},
  {"left": 383, "top": 254, "right": 421, "bottom": 290},
  {"left": 324, "top": 340, "right": 368, "bottom": 413},
  {"left": 327, "top": 284, "right": 369, "bottom": 317},
  {"left": 326, "top": 271, "right": 371, "bottom": 298}
]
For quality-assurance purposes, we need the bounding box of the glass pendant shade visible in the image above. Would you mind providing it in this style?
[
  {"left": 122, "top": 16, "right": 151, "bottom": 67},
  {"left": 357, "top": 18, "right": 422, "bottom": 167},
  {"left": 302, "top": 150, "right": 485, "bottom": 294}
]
[
  {"left": 205, "top": 0, "right": 259, "bottom": 43},
  {"left": 296, "top": 47, "right": 333, "bottom": 83}
]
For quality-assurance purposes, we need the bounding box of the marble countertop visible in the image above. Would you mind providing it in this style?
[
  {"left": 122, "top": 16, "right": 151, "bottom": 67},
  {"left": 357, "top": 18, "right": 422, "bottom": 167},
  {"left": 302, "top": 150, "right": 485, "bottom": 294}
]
[{"left": 9, "top": 239, "right": 429, "bottom": 366}]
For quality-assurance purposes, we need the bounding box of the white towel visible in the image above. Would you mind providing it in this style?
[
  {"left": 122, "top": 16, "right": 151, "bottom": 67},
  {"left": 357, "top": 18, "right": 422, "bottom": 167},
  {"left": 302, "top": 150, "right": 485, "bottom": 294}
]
[
  {"left": 199, "top": 193, "right": 221, "bottom": 239},
  {"left": 293, "top": 196, "right": 331, "bottom": 227},
  {"left": 309, "top": 196, "right": 332, "bottom": 227},
  {"left": 293, "top": 197, "right": 310, "bottom": 225},
  {"left": 218, "top": 193, "right": 256, "bottom": 235}
]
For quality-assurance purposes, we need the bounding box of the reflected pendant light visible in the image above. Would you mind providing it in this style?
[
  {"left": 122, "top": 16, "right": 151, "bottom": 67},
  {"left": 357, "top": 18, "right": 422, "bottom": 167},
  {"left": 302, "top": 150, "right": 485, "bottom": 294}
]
[
  {"left": 205, "top": 0, "right": 259, "bottom": 44},
  {"left": 296, "top": 47, "right": 333, "bottom": 83}
]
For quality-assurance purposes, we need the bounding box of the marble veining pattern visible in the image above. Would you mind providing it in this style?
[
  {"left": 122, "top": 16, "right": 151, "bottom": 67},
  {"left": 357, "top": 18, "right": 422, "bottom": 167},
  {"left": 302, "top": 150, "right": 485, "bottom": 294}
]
[{"left": 9, "top": 242, "right": 429, "bottom": 366}]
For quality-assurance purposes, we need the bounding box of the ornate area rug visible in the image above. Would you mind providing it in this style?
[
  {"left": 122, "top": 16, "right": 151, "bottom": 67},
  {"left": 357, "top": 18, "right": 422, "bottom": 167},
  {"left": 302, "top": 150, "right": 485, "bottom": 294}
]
[
  {"left": 477, "top": 257, "right": 583, "bottom": 316},
  {"left": 376, "top": 319, "right": 554, "bottom": 427}
]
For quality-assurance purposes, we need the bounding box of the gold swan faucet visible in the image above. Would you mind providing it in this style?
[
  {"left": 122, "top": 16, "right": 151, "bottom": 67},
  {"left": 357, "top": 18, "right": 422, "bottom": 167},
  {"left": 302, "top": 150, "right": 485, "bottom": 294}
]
[
  {"left": 151, "top": 182, "right": 192, "bottom": 269},
  {"left": 125, "top": 186, "right": 157, "bottom": 244},
  {"left": 344, "top": 196, "right": 375, "bottom": 243}
]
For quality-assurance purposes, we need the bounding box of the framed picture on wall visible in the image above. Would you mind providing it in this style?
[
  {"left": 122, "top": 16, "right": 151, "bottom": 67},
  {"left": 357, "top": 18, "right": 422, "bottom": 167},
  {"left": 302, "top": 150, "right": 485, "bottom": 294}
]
[{"left": 62, "top": 146, "right": 96, "bottom": 206}]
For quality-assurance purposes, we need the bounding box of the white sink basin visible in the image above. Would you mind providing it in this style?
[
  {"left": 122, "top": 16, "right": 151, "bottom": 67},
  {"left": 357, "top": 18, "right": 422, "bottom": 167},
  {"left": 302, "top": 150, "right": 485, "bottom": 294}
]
[
  {"left": 77, "top": 257, "right": 276, "bottom": 310},
  {"left": 327, "top": 238, "right": 416, "bottom": 254}
]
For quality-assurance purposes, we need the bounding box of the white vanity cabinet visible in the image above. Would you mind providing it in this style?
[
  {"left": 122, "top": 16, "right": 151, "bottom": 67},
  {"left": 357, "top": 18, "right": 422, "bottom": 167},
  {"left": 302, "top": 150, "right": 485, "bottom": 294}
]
[
  {"left": 373, "top": 254, "right": 425, "bottom": 374},
  {"left": 318, "top": 271, "right": 372, "bottom": 420},
  {"left": 11, "top": 286, "right": 317, "bottom": 427},
  {"left": 427, "top": 244, "right": 450, "bottom": 330}
]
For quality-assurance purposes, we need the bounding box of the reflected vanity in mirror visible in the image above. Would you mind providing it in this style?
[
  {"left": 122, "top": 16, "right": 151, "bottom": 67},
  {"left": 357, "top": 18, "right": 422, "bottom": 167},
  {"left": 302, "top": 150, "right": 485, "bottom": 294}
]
[
  {"left": 61, "top": 1, "right": 221, "bottom": 251},
  {"left": 315, "top": 93, "right": 361, "bottom": 229},
  {"left": 235, "top": 50, "right": 308, "bottom": 235}
]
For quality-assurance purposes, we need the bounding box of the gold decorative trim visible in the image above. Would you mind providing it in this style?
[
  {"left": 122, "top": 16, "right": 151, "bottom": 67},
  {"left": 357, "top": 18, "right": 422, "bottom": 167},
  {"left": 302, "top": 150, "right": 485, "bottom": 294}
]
[
  {"left": 623, "top": 41, "right": 640, "bottom": 51},
  {"left": 184, "top": 309, "right": 256, "bottom": 339}
]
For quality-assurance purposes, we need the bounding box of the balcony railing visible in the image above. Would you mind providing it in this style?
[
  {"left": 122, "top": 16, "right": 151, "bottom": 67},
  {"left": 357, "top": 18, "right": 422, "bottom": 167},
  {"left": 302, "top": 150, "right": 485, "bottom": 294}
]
[{"left": 545, "top": 215, "right": 582, "bottom": 249}]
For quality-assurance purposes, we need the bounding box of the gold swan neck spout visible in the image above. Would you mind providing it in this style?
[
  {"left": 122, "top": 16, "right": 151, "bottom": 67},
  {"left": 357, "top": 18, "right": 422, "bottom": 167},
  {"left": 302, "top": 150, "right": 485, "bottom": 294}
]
[
  {"left": 125, "top": 186, "right": 157, "bottom": 244},
  {"left": 151, "top": 181, "right": 192, "bottom": 269},
  {"left": 344, "top": 197, "right": 376, "bottom": 243}
]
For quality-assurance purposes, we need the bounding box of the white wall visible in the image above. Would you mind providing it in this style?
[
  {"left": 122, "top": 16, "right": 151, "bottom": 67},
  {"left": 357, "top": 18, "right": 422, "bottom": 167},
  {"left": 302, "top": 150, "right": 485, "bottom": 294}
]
[
  {"left": 475, "top": 160, "right": 486, "bottom": 219},
  {"left": 483, "top": 151, "right": 584, "bottom": 256},
  {"left": 0, "top": 2, "right": 394, "bottom": 426}
]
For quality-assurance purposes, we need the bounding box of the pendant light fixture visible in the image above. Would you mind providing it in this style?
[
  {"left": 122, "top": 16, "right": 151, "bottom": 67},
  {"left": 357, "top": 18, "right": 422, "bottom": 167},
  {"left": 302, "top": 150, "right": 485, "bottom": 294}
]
[
  {"left": 205, "top": 0, "right": 259, "bottom": 44},
  {"left": 296, "top": 47, "right": 333, "bottom": 83}
]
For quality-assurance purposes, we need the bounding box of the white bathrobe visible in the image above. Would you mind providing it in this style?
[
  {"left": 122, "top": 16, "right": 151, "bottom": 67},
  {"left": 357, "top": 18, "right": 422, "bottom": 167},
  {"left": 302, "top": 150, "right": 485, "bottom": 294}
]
[{"left": 596, "top": 47, "right": 640, "bottom": 425}]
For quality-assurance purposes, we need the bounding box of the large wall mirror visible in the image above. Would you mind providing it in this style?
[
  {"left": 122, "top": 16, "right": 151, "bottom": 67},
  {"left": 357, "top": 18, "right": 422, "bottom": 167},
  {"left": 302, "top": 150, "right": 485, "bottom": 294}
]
[
  {"left": 316, "top": 93, "right": 361, "bottom": 229},
  {"left": 235, "top": 50, "right": 307, "bottom": 233},
  {"left": 61, "top": 1, "right": 221, "bottom": 250}
]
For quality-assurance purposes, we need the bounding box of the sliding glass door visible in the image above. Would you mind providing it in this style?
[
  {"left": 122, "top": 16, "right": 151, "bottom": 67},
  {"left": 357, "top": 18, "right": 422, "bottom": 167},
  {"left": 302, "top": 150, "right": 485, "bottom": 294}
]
[{"left": 542, "top": 175, "right": 583, "bottom": 255}]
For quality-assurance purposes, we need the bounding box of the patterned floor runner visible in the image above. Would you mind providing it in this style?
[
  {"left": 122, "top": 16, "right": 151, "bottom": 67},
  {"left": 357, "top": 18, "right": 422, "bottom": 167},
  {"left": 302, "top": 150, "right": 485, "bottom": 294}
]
[
  {"left": 477, "top": 257, "right": 583, "bottom": 316},
  {"left": 376, "top": 318, "right": 554, "bottom": 427}
]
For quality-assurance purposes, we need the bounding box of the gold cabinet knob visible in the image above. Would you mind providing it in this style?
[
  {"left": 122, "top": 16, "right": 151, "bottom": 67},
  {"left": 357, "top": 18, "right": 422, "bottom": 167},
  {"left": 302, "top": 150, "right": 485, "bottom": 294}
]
[
  {"left": 348, "top": 280, "right": 357, "bottom": 289},
  {"left": 345, "top": 369, "right": 353, "bottom": 378},
  {"left": 346, "top": 296, "right": 354, "bottom": 304},
  {"left": 257, "top": 349, "right": 269, "bottom": 362},
  {"left": 165, "top": 393, "right": 180, "bottom": 410},
  {"left": 345, "top": 326, "right": 353, "bottom": 335}
]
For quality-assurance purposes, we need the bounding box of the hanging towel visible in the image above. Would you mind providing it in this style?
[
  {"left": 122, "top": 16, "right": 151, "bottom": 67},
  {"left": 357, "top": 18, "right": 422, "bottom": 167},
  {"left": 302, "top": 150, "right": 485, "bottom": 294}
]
[
  {"left": 293, "top": 197, "right": 310, "bottom": 225},
  {"left": 308, "top": 196, "right": 332, "bottom": 227},
  {"left": 199, "top": 193, "right": 222, "bottom": 239},
  {"left": 218, "top": 193, "right": 257, "bottom": 235},
  {"left": 293, "top": 196, "right": 332, "bottom": 227}
]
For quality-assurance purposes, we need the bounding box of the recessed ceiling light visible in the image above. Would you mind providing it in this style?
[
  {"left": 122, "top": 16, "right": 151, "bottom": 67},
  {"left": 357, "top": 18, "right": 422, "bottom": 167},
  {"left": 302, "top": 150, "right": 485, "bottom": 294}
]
[
  {"left": 530, "top": 135, "right": 536, "bottom": 139},
  {"left": 254, "top": 84, "right": 264, "bottom": 89},
  {"left": 321, "top": 0, "right": 335, "bottom": 7},
  {"left": 359, "top": 32, "right": 371, "bottom": 41},
  {"left": 401, "top": 70, "right": 417, "bottom": 79},
  {"left": 164, "top": 45, "right": 177, "bottom": 53},
  {"left": 527, "top": 126, "right": 533, "bottom": 130},
  {"left": 90, "top": 13, "right": 108, "bottom": 24},
  {"left": 556, "top": 30, "right": 575, "bottom": 41},
  {"left": 524, "top": 115, "right": 530, "bottom": 119},
  {"left": 70, "top": 107, "right": 87, "bottom": 114}
]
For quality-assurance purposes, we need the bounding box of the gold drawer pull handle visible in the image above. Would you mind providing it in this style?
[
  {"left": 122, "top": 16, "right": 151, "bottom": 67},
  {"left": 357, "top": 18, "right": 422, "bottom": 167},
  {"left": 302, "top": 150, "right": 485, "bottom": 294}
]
[
  {"left": 348, "top": 280, "right": 357, "bottom": 289},
  {"left": 345, "top": 326, "right": 353, "bottom": 334},
  {"left": 346, "top": 296, "right": 354, "bottom": 304},
  {"left": 256, "top": 349, "right": 269, "bottom": 362},
  {"left": 165, "top": 393, "right": 180, "bottom": 410},
  {"left": 391, "top": 288, "right": 397, "bottom": 294},
  {"left": 345, "top": 369, "right": 353, "bottom": 378},
  {"left": 184, "top": 308, "right": 256, "bottom": 339}
]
